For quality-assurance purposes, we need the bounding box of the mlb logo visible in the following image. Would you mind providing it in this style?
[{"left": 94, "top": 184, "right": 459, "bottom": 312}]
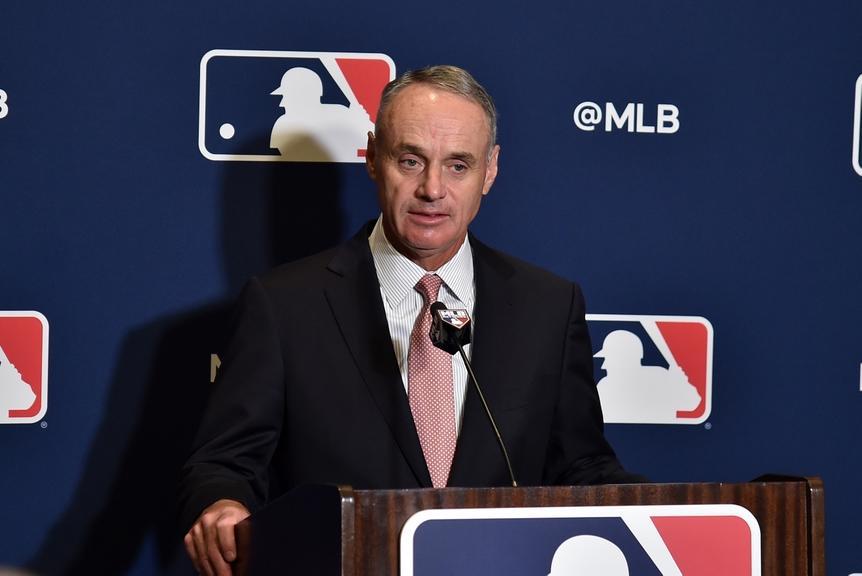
[
  {"left": 199, "top": 49, "right": 395, "bottom": 163},
  {"left": 0, "top": 311, "right": 49, "bottom": 424},
  {"left": 440, "top": 309, "right": 470, "bottom": 329},
  {"left": 401, "top": 505, "right": 760, "bottom": 576},
  {"left": 586, "top": 314, "right": 713, "bottom": 424}
]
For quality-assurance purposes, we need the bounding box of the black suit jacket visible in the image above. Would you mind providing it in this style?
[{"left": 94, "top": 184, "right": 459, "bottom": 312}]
[{"left": 179, "top": 223, "right": 638, "bottom": 531}]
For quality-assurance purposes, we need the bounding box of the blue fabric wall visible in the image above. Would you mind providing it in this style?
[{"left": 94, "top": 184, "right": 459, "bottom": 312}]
[{"left": 2, "top": 1, "right": 860, "bottom": 573}]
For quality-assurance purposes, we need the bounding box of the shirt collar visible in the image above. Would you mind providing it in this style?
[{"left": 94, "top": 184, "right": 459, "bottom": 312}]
[{"left": 369, "top": 215, "right": 474, "bottom": 309}]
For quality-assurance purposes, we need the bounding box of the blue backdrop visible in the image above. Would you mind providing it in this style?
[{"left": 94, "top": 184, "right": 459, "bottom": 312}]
[{"left": 2, "top": 1, "right": 860, "bottom": 574}]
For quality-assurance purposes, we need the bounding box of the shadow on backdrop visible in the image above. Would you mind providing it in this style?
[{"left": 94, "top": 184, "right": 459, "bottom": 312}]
[{"left": 28, "top": 140, "right": 345, "bottom": 576}]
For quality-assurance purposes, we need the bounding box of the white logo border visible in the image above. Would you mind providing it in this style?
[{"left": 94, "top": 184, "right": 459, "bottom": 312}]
[
  {"left": 198, "top": 49, "right": 396, "bottom": 162},
  {"left": 400, "top": 504, "right": 761, "bottom": 576},
  {"left": 0, "top": 310, "right": 49, "bottom": 424},
  {"left": 586, "top": 313, "right": 714, "bottom": 425},
  {"left": 853, "top": 74, "right": 862, "bottom": 177}
]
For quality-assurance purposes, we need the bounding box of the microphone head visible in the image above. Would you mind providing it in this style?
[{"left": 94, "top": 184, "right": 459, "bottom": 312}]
[
  {"left": 430, "top": 301, "right": 447, "bottom": 315},
  {"left": 429, "top": 302, "right": 472, "bottom": 355}
]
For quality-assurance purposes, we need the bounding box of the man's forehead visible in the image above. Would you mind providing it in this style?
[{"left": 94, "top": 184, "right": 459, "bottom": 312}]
[{"left": 380, "top": 85, "right": 492, "bottom": 150}]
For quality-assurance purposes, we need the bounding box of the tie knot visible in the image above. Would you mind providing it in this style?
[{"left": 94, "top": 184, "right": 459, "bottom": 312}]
[{"left": 415, "top": 274, "right": 443, "bottom": 304}]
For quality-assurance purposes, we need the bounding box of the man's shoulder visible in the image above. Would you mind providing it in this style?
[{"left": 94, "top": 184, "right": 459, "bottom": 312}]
[
  {"left": 471, "top": 235, "right": 581, "bottom": 294},
  {"left": 258, "top": 246, "right": 341, "bottom": 288},
  {"left": 256, "top": 223, "right": 373, "bottom": 292}
]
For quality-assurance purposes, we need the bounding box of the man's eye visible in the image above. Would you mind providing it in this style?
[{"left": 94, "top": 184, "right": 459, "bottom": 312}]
[
  {"left": 452, "top": 163, "right": 468, "bottom": 173},
  {"left": 400, "top": 158, "right": 421, "bottom": 169}
]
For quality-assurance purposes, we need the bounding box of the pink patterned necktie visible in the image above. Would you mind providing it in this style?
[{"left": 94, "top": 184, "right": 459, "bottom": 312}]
[{"left": 408, "top": 274, "right": 457, "bottom": 488}]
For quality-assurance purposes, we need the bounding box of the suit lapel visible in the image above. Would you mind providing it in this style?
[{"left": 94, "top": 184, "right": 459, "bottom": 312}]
[
  {"left": 323, "top": 225, "right": 432, "bottom": 487},
  {"left": 448, "top": 237, "right": 517, "bottom": 486}
]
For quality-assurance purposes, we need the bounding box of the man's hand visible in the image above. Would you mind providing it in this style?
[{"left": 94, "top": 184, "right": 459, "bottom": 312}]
[{"left": 184, "top": 499, "right": 251, "bottom": 576}]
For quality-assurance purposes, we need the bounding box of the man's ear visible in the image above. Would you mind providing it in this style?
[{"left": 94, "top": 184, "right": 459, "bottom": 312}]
[
  {"left": 365, "top": 131, "right": 377, "bottom": 181},
  {"left": 482, "top": 144, "right": 500, "bottom": 196}
]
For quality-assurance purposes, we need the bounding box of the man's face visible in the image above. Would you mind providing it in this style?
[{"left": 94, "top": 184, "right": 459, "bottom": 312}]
[{"left": 366, "top": 84, "right": 499, "bottom": 270}]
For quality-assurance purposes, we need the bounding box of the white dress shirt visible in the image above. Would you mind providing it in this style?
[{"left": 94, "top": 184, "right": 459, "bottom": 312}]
[{"left": 368, "top": 216, "right": 474, "bottom": 433}]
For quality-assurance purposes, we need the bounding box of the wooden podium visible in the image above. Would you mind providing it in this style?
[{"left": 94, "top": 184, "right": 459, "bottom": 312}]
[{"left": 235, "top": 476, "right": 824, "bottom": 575}]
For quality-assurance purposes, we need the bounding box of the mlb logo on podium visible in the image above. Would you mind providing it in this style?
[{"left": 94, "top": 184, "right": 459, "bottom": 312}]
[
  {"left": 199, "top": 49, "right": 395, "bottom": 163},
  {"left": 401, "top": 505, "right": 761, "bottom": 576},
  {"left": 0, "top": 311, "right": 49, "bottom": 424},
  {"left": 586, "top": 314, "right": 713, "bottom": 425}
]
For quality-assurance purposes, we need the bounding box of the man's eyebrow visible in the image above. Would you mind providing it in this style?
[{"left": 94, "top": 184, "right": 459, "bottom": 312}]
[
  {"left": 391, "top": 143, "right": 478, "bottom": 165},
  {"left": 449, "top": 151, "right": 478, "bottom": 164},
  {"left": 393, "top": 142, "right": 427, "bottom": 156}
]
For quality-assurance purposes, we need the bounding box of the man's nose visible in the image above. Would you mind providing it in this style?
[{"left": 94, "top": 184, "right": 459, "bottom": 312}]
[{"left": 418, "top": 166, "right": 446, "bottom": 200}]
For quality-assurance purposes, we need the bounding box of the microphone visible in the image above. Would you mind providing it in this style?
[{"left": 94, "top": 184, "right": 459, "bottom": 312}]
[
  {"left": 429, "top": 302, "right": 471, "bottom": 354},
  {"left": 430, "top": 302, "right": 518, "bottom": 487}
]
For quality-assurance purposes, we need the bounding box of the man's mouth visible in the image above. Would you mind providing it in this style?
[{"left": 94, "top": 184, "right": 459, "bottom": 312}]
[{"left": 408, "top": 211, "right": 448, "bottom": 225}]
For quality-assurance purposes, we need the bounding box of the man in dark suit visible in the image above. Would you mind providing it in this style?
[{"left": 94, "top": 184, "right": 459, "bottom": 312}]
[{"left": 180, "top": 65, "right": 641, "bottom": 576}]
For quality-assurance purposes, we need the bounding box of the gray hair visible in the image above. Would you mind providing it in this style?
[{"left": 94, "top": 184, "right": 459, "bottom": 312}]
[{"left": 376, "top": 65, "right": 498, "bottom": 149}]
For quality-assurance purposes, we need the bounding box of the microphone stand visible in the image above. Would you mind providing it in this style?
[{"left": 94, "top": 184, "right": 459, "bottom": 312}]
[{"left": 455, "top": 340, "right": 518, "bottom": 488}]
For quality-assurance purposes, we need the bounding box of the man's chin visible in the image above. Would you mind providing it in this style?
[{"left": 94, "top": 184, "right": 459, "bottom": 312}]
[{"left": 404, "top": 231, "right": 456, "bottom": 252}]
